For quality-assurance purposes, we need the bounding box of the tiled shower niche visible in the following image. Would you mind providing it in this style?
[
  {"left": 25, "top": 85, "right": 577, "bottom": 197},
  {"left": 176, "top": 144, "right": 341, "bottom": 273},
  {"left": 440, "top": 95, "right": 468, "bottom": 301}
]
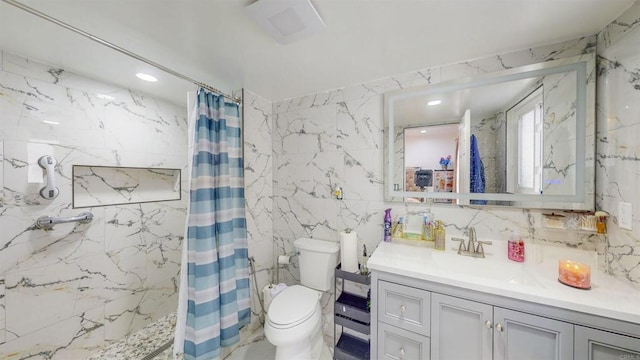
[{"left": 72, "top": 165, "right": 181, "bottom": 208}]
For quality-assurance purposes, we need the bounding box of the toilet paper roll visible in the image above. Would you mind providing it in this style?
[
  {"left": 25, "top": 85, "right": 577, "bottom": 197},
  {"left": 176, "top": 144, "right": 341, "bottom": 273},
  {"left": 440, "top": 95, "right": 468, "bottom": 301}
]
[
  {"left": 263, "top": 284, "right": 274, "bottom": 311},
  {"left": 277, "top": 255, "right": 290, "bottom": 265},
  {"left": 340, "top": 231, "right": 359, "bottom": 273}
]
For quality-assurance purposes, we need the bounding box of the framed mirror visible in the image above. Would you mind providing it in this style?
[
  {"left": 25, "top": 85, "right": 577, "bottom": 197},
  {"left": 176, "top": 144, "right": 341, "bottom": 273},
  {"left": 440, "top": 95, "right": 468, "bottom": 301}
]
[{"left": 384, "top": 54, "right": 595, "bottom": 210}]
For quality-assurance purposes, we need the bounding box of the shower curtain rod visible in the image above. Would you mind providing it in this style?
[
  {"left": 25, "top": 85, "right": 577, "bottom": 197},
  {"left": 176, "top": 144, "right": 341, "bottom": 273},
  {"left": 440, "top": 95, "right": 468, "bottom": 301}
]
[{"left": 1, "top": 0, "right": 241, "bottom": 104}]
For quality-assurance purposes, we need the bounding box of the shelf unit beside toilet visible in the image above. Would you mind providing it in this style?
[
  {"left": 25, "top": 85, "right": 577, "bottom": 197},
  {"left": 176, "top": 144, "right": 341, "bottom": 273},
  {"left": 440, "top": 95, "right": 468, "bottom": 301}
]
[{"left": 334, "top": 264, "right": 371, "bottom": 360}]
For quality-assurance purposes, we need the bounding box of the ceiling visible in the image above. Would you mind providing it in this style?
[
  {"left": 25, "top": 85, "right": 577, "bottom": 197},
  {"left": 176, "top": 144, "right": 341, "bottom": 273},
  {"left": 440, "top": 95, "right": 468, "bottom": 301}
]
[
  {"left": 0, "top": 0, "right": 635, "bottom": 106},
  {"left": 395, "top": 76, "right": 539, "bottom": 128}
]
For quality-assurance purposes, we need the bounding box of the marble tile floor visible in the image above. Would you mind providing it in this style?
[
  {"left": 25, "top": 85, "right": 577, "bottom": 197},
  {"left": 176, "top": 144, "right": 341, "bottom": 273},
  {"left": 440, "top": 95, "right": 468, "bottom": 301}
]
[
  {"left": 85, "top": 311, "right": 334, "bottom": 360},
  {"left": 151, "top": 325, "right": 276, "bottom": 360}
]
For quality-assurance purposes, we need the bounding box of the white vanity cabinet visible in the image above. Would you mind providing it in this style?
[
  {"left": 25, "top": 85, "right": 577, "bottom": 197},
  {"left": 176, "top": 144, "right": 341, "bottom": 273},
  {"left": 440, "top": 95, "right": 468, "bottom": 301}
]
[
  {"left": 431, "top": 293, "right": 573, "bottom": 360},
  {"left": 370, "top": 271, "right": 640, "bottom": 360}
]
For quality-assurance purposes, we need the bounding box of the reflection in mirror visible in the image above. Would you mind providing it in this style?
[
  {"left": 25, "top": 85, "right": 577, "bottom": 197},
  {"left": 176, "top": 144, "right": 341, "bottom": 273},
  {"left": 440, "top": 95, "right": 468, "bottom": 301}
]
[{"left": 385, "top": 54, "right": 595, "bottom": 209}]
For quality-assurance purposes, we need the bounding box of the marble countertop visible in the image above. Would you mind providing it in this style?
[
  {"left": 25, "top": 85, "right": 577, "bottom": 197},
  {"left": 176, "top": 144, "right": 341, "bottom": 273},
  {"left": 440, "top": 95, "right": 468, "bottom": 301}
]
[{"left": 367, "top": 239, "right": 640, "bottom": 324}]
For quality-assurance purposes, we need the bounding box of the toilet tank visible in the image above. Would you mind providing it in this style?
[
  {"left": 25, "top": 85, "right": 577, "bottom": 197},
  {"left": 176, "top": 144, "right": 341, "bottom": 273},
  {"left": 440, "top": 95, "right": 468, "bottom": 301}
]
[{"left": 294, "top": 237, "right": 339, "bottom": 291}]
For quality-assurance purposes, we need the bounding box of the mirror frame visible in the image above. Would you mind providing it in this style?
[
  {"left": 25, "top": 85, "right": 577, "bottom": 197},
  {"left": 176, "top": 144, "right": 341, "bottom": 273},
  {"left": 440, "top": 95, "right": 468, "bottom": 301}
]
[{"left": 384, "top": 54, "right": 595, "bottom": 210}]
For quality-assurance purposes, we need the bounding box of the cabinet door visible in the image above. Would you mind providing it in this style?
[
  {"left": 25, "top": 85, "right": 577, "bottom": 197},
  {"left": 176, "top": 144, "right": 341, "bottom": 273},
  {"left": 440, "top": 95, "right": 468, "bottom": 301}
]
[
  {"left": 431, "top": 293, "right": 493, "bottom": 360},
  {"left": 575, "top": 325, "right": 640, "bottom": 360},
  {"left": 493, "top": 307, "right": 573, "bottom": 360}
]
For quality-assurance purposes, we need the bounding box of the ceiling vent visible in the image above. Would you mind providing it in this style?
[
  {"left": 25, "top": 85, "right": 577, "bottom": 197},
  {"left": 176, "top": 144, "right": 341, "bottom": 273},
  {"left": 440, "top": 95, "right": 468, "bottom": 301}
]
[{"left": 246, "top": 0, "right": 325, "bottom": 44}]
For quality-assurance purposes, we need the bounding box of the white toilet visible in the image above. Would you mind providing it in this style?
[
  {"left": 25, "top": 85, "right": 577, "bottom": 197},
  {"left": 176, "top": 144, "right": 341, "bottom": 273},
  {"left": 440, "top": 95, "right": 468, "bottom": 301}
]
[{"left": 264, "top": 237, "right": 339, "bottom": 360}]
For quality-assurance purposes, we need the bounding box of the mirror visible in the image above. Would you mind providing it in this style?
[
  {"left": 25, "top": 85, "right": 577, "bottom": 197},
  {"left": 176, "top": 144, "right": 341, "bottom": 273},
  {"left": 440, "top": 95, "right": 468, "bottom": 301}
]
[{"left": 384, "top": 54, "right": 595, "bottom": 209}]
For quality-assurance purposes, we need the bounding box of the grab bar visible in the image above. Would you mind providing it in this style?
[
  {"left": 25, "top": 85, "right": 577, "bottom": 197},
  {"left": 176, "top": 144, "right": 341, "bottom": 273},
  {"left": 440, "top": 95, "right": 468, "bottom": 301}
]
[{"left": 36, "top": 212, "right": 94, "bottom": 230}]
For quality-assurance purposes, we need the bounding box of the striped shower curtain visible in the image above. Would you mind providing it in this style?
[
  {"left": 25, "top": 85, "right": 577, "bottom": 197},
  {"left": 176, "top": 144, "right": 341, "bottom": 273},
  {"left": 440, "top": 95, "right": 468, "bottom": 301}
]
[{"left": 183, "top": 89, "right": 250, "bottom": 360}]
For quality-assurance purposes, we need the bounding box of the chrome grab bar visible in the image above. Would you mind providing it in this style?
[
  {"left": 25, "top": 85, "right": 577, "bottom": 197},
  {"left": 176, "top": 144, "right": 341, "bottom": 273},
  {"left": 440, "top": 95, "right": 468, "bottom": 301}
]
[{"left": 36, "top": 212, "right": 94, "bottom": 230}]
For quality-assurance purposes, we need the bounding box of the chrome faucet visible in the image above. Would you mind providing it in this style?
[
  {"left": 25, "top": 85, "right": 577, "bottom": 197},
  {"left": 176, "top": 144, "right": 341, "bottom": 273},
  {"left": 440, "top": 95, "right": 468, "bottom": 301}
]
[
  {"left": 468, "top": 227, "right": 477, "bottom": 253},
  {"left": 451, "top": 226, "right": 492, "bottom": 258}
]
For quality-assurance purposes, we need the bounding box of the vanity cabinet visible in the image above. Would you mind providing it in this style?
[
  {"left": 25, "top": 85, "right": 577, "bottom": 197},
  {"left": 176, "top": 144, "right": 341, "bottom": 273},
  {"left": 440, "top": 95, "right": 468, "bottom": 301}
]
[
  {"left": 575, "top": 326, "right": 640, "bottom": 360},
  {"left": 431, "top": 293, "right": 573, "bottom": 360},
  {"left": 371, "top": 271, "right": 640, "bottom": 360}
]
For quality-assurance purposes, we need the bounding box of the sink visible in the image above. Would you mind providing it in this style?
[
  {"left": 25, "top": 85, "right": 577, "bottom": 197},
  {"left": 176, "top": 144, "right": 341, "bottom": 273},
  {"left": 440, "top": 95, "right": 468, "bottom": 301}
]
[
  {"left": 370, "top": 240, "right": 546, "bottom": 289},
  {"left": 430, "top": 250, "right": 540, "bottom": 286}
]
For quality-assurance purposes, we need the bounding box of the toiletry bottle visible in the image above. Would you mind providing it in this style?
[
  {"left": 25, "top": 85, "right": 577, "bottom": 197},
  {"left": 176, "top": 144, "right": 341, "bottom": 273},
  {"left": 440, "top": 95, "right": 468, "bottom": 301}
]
[
  {"left": 508, "top": 230, "right": 525, "bottom": 262},
  {"left": 384, "top": 208, "right": 392, "bottom": 242},
  {"left": 422, "top": 212, "right": 433, "bottom": 241},
  {"left": 434, "top": 220, "right": 446, "bottom": 250},
  {"left": 360, "top": 244, "right": 369, "bottom": 275},
  {"left": 392, "top": 216, "right": 404, "bottom": 238}
]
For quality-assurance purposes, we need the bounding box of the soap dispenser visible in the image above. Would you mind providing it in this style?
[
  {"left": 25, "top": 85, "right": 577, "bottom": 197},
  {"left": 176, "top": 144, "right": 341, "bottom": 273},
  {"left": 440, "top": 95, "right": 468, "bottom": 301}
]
[
  {"left": 508, "top": 230, "right": 525, "bottom": 262},
  {"left": 434, "top": 220, "right": 446, "bottom": 250}
]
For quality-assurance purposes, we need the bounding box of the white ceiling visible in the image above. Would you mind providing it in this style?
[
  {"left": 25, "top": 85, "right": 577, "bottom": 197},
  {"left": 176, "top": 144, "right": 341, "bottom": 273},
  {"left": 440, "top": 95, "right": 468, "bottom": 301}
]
[{"left": 0, "top": 0, "right": 635, "bottom": 105}]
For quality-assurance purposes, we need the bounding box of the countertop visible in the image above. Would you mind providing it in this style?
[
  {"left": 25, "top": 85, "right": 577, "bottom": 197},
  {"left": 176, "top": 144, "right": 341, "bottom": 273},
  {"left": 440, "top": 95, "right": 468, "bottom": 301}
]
[{"left": 367, "top": 239, "right": 640, "bottom": 325}]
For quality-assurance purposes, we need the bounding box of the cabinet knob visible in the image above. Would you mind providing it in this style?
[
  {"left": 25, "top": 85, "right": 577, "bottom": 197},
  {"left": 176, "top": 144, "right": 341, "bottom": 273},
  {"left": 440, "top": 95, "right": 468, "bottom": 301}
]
[
  {"left": 485, "top": 320, "right": 492, "bottom": 329},
  {"left": 400, "top": 347, "right": 405, "bottom": 356},
  {"left": 400, "top": 305, "right": 406, "bottom": 313},
  {"left": 496, "top": 323, "right": 504, "bottom": 332}
]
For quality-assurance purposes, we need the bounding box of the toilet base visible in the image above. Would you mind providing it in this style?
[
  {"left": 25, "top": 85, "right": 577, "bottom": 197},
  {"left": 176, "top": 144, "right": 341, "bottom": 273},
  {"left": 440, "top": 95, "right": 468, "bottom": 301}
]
[{"left": 273, "top": 321, "right": 323, "bottom": 360}]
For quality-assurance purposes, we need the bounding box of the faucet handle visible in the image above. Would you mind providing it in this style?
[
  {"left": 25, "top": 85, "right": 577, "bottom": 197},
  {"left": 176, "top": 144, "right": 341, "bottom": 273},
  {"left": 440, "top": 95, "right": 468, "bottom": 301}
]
[
  {"left": 476, "top": 241, "right": 492, "bottom": 257},
  {"left": 451, "top": 237, "right": 466, "bottom": 253}
]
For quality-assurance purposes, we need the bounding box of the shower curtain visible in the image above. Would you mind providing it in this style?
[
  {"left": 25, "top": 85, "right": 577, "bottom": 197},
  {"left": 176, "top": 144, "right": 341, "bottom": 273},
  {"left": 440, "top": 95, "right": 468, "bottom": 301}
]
[{"left": 174, "top": 89, "right": 250, "bottom": 360}]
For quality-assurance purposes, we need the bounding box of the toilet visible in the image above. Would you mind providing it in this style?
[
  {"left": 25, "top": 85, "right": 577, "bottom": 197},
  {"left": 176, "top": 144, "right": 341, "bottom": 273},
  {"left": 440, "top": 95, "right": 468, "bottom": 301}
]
[{"left": 264, "top": 237, "right": 339, "bottom": 360}]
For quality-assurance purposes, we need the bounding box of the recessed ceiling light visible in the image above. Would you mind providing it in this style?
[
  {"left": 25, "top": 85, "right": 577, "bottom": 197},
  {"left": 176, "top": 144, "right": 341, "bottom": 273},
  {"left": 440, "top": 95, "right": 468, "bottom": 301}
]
[
  {"left": 420, "top": 130, "right": 427, "bottom": 134},
  {"left": 427, "top": 100, "right": 442, "bottom": 106},
  {"left": 42, "top": 120, "right": 60, "bottom": 125},
  {"left": 96, "top": 93, "right": 115, "bottom": 100},
  {"left": 136, "top": 73, "right": 158, "bottom": 82}
]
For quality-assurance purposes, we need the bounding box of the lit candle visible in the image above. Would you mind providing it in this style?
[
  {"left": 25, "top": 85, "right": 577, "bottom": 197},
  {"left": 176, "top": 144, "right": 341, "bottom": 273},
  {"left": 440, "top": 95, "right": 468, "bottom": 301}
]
[{"left": 558, "top": 260, "right": 591, "bottom": 289}]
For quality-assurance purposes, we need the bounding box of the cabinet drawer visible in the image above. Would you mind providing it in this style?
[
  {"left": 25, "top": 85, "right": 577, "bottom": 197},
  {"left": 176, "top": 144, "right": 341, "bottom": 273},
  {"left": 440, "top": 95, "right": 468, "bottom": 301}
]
[
  {"left": 336, "top": 292, "right": 370, "bottom": 324},
  {"left": 378, "top": 280, "right": 431, "bottom": 336},
  {"left": 378, "top": 322, "right": 430, "bottom": 360}
]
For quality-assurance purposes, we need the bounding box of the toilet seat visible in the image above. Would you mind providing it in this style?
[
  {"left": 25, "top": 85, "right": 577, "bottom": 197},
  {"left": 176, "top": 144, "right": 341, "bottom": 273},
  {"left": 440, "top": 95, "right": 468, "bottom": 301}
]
[{"left": 267, "top": 285, "right": 319, "bottom": 329}]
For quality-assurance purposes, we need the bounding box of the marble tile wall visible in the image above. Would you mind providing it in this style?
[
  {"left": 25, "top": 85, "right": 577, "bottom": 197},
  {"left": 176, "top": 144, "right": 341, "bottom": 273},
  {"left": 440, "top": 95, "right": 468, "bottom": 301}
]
[
  {"left": 596, "top": 1, "right": 640, "bottom": 287},
  {"left": 240, "top": 89, "right": 274, "bottom": 329},
  {"left": 72, "top": 166, "right": 181, "bottom": 208},
  {"left": 270, "top": 24, "right": 640, "bottom": 343},
  {"left": 0, "top": 52, "right": 188, "bottom": 359}
]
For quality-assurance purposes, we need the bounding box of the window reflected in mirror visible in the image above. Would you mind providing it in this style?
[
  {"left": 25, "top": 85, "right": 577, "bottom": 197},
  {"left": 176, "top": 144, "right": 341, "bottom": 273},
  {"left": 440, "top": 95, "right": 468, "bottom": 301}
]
[{"left": 384, "top": 54, "right": 595, "bottom": 209}]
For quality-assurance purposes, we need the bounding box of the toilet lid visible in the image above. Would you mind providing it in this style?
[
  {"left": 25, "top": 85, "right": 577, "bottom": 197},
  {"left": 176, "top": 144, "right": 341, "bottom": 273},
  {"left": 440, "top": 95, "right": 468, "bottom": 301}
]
[{"left": 268, "top": 285, "right": 318, "bottom": 327}]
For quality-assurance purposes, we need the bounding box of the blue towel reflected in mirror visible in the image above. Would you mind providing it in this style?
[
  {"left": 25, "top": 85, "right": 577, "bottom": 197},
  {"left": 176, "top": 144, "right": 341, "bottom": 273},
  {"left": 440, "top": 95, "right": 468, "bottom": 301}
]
[{"left": 470, "top": 134, "right": 487, "bottom": 205}]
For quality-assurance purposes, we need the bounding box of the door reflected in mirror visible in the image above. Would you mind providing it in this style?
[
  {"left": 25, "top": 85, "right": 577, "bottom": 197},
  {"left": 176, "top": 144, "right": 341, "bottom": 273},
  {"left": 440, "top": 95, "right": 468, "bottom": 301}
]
[{"left": 384, "top": 54, "right": 595, "bottom": 210}]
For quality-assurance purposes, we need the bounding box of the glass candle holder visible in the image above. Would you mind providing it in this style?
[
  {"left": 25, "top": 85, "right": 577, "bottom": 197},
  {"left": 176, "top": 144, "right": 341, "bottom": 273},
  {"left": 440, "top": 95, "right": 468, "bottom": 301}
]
[{"left": 558, "top": 260, "right": 591, "bottom": 289}]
